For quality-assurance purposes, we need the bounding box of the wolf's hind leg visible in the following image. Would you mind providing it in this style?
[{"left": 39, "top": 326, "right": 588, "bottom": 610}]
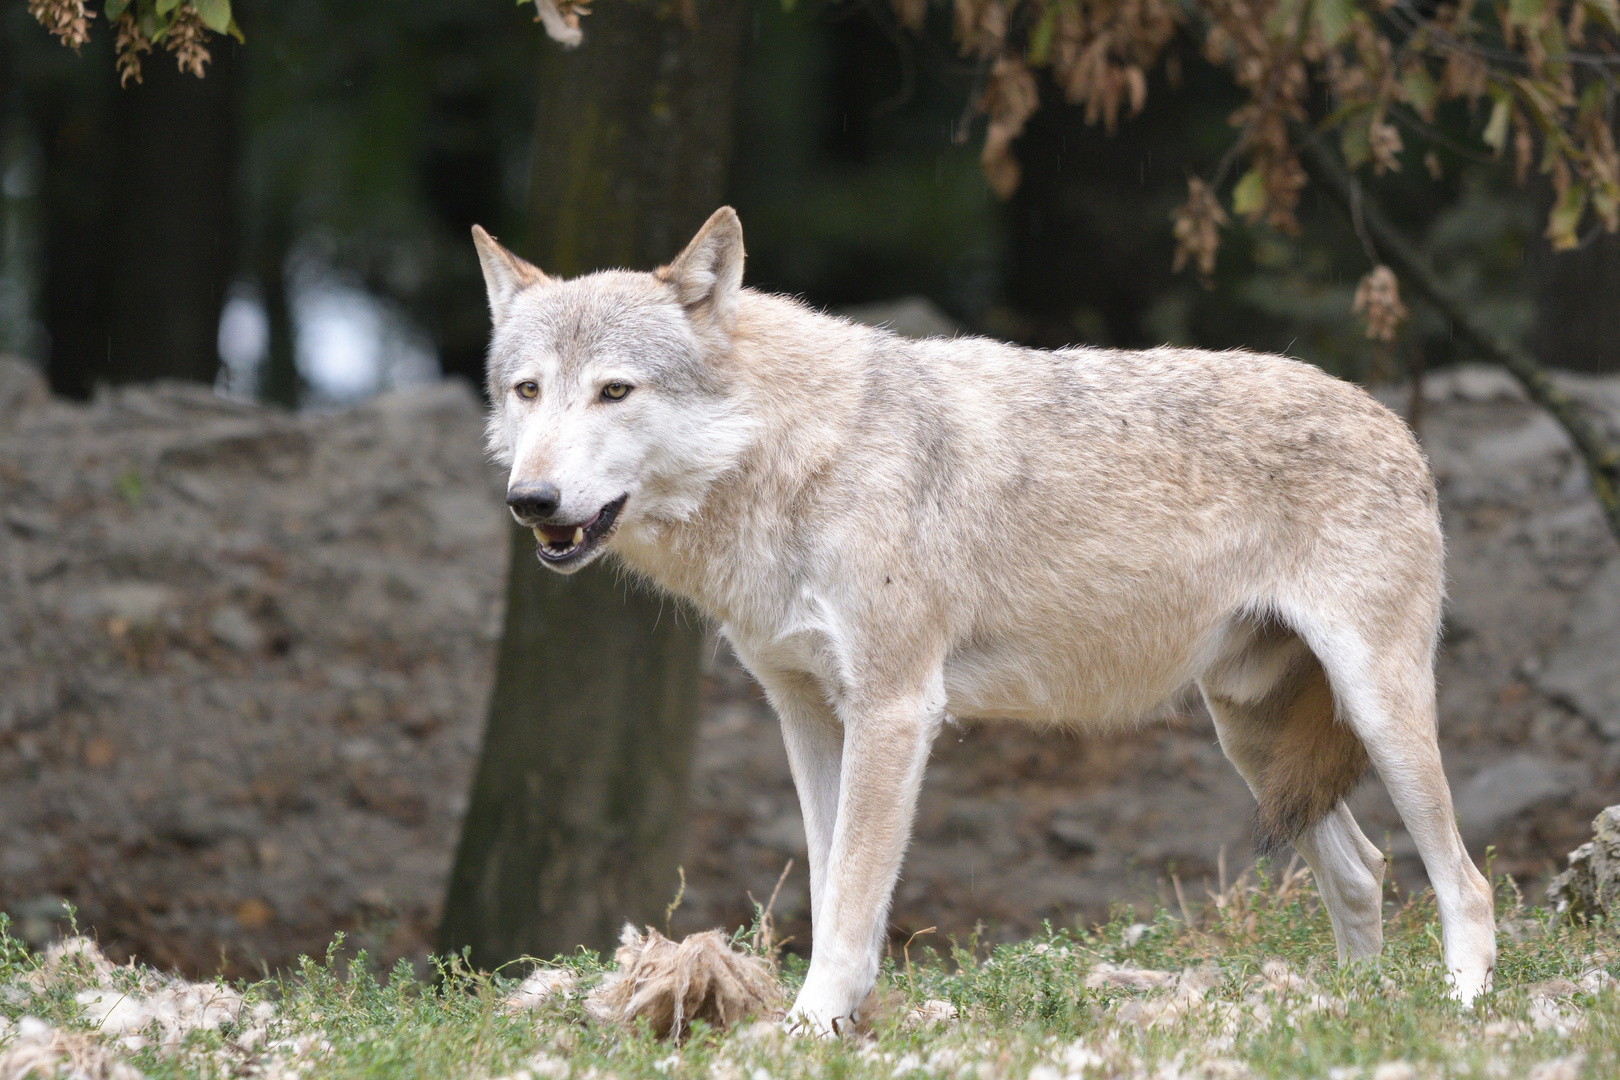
[
  {"left": 1201, "top": 627, "right": 1384, "bottom": 963},
  {"left": 1292, "top": 803, "right": 1387, "bottom": 961},
  {"left": 1310, "top": 632, "right": 1496, "bottom": 1003}
]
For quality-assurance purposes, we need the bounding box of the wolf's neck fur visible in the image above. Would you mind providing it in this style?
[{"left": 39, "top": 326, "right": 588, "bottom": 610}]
[{"left": 613, "top": 290, "right": 875, "bottom": 629}]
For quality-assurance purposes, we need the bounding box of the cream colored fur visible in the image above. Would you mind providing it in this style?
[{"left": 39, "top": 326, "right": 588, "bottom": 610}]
[{"left": 473, "top": 209, "right": 1496, "bottom": 1034}]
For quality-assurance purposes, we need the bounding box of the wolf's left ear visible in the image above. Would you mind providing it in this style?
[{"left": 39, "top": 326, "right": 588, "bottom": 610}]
[
  {"left": 472, "top": 225, "right": 550, "bottom": 326},
  {"left": 660, "top": 207, "right": 745, "bottom": 332}
]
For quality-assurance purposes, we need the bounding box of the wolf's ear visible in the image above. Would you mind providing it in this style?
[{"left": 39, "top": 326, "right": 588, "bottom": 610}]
[
  {"left": 660, "top": 207, "right": 745, "bottom": 332},
  {"left": 471, "top": 225, "right": 549, "bottom": 325}
]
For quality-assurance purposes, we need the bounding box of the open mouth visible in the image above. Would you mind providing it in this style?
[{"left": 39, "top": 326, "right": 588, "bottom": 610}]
[{"left": 531, "top": 494, "right": 627, "bottom": 565}]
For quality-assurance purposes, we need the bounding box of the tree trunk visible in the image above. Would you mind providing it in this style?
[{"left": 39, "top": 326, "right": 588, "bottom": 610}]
[
  {"left": 438, "top": 0, "right": 745, "bottom": 969},
  {"left": 254, "top": 202, "right": 300, "bottom": 409},
  {"left": 107, "top": 47, "right": 238, "bottom": 388},
  {"left": 37, "top": 44, "right": 238, "bottom": 397}
]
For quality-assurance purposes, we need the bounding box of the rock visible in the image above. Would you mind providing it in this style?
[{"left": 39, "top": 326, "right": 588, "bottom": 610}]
[
  {"left": 11, "top": 894, "right": 77, "bottom": 946},
  {"left": 1453, "top": 753, "right": 1585, "bottom": 843},
  {"left": 1548, "top": 806, "right": 1620, "bottom": 918},
  {"left": 3, "top": 508, "right": 58, "bottom": 538},
  {"left": 153, "top": 796, "right": 259, "bottom": 846},
  {"left": 0, "top": 355, "right": 48, "bottom": 419},
  {"left": 1537, "top": 560, "right": 1620, "bottom": 738},
  {"left": 1048, "top": 813, "right": 1100, "bottom": 854},
  {"left": 1422, "top": 363, "right": 1526, "bottom": 403},
  {"left": 76, "top": 583, "right": 176, "bottom": 629},
  {"left": 208, "top": 605, "right": 264, "bottom": 653}
]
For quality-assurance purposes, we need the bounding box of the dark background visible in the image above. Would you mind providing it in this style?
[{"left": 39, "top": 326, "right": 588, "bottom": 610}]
[{"left": 4, "top": 0, "right": 1615, "bottom": 405}]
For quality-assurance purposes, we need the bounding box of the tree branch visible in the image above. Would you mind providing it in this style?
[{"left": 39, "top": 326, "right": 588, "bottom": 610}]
[{"left": 1297, "top": 130, "right": 1620, "bottom": 550}]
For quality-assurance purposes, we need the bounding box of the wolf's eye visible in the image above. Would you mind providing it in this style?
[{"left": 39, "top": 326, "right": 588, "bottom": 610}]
[
  {"left": 515, "top": 381, "right": 539, "bottom": 400},
  {"left": 601, "top": 381, "right": 632, "bottom": 402}
]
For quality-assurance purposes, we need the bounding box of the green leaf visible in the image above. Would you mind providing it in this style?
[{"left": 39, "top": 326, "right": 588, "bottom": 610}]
[
  {"left": 1311, "top": 0, "right": 1356, "bottom": 46},
  {"left": 1579, "top": 78, "right": 1606, "bottom": 119},
  {"left": 194, "top": 0, "right": 231, "bottom": 33},
  {"left": 1546, "top": 182, "right": 1588, "bottom": 250},
  {"left": 1027, "top": 5, "right": 1060, "bottom": 67},
  {"left": 155, "top": 0, "right": 179, "bottom": 15},
  {"left": 105, "top": 0, "right": 130, "bottom": 19},
  {"left": 1482, "top": 96, "right": 1511, "bottom": 153},
  {"left": 139, "top": 9, "right": 166, "bottom": 41},
  {"left": 1341, "top": 120, "right": 1371, "bottom": 170},
  {"left": 1508, "top": 0, "right": 1544, "bottom": 27},
  {"left": 226, "top": 15, "right": 244, "bottom": 42},
  {"left": 1401, "top": 67, "right": 1438, "bottom": 121},
  {"left": 1264, "top": 0, "right": 1306, "bottom": 39},
  {"left": 1580, "top": 0, "right": 1619, "bottom": 31},
  {"left": 1319, "top": 99, "right": 1372, "bottom": 131},
  {"left": 1232, "top": 168, "right": 1266, "bottom": 217},
  {"left": 1593, "top": 182, "right": 1618, "bottom": 223}
]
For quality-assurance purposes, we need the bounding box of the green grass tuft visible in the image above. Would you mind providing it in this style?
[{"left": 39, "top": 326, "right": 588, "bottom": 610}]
[{"left": 3, "top": 869, "right": 1619, "bottom": 1080}]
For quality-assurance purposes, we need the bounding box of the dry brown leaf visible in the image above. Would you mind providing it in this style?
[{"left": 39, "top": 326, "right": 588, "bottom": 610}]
[
  {"left": 27, "top": 0, "right": 92, "bottom": 51},
  {"left": 1170, "top": 176, "right": 1228, "bottom": 280},
  {"left": 978, "top": 55, "right": 1039, "bottom": 198},
  {"left": 164, "top": 5, "right": 211, "bottom": 79},
  {"left": 1352, "top": 265, "right": 1409, "bottom": 341}
]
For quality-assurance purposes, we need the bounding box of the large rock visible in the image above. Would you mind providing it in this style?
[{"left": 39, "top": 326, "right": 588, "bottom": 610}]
[
  {"left": 1453, "top": 753, "right": 1586, "bottom": 845},
  {"left": 1549, "top": 806, "right": 1620, "bottom": 918},
  {"left": 1537, "top": 560, "right": 1620, "bottom": 738},
  {"left": 0, "top": 355, "right": 48, "bottom": 419}
]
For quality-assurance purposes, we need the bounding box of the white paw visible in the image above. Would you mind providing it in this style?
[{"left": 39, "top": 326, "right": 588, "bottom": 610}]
[
  {"left": 784, "top": 981, "right": 865, "bottom": 1037},
  {"left": 1447, "top": 963, "right": 1493, "bottom": 1005}
]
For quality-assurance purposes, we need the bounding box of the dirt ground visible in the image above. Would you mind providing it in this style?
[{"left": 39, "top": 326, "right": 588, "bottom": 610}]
[{"left": 2, "top": 353, "right": 1618, "bottom": 978}]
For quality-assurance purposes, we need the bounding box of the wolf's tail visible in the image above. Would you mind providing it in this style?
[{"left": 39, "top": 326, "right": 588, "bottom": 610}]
[{"left": 1250, "top": 649, "right": 1369, "bottom": 855}]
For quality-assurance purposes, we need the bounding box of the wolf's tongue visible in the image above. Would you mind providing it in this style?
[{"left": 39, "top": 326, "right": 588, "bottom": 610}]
[{"left": 535, "top": 525, "right": 584, "bottom": 546}]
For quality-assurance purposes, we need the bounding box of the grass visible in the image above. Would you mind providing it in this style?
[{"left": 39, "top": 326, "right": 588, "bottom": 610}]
[{"left": 2, "top": 863, "right": 1618, "bottom": 1080}]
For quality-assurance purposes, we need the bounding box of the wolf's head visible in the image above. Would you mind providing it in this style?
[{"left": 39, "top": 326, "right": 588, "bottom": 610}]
[{"left": 474, "top": 208, "right": 759, "bottom": 574}]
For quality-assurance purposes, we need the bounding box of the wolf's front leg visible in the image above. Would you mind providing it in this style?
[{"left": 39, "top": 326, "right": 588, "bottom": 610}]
[
  {"left": 786, "top": 693, "right": 940, "bottom": 1036},
  {"left": 754, "top": 669, "right": 844, "bottom": 940}
]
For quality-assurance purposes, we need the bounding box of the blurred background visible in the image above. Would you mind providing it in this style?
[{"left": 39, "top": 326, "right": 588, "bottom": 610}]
[{"left": 2, "top": 0, "right": 1619, "bottom": 981}]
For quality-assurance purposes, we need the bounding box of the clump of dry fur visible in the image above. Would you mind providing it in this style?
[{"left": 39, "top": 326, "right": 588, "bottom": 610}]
[
  {"left": 585, "top": 925, "right": 781, "bottom": 1038},
  {"left": 0, "top": 1017, "right": 141, "bottom": 1080}
]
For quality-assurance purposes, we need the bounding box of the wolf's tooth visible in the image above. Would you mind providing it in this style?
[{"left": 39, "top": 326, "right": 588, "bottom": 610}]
[
  {"left": 533, "top": 527, "right": 544, "bottom": 543},
  {"left": 573, "top": 526, "right": 585, "bottom": 546}
]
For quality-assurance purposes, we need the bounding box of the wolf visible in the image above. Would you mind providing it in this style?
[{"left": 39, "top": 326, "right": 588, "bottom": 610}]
[{"left": 472, "top": 207, "right": 1496, "bottom": 1033}]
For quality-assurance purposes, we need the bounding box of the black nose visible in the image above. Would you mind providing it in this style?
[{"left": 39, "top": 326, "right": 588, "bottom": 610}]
[{"left": 507, "top": 482, "right": 562, "bottom": 519}]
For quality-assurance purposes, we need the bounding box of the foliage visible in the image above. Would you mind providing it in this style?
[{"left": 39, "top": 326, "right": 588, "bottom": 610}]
[
  {"left": 6, "top": 868, "right": 1620, "bottom": 1079},
  {"left": 26, "top": 0, "right": 241, "bottom": 84},
  {"left": 28, "top": 0, "right": 1620, "bottom": 347},
  {"left": 924, "top": 0, "right": 1620, "bottom": 264},
  {"left": 525, "top": 0, "right": 1620, "bottom": 344}
]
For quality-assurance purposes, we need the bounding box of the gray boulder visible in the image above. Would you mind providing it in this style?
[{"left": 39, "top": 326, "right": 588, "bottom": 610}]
[
  {"left": 1549, "top": 806, "right": 1620, "bottom": 918},
  {"left": 1536, "top": 560, "right": 1620, "bottom": 738}
]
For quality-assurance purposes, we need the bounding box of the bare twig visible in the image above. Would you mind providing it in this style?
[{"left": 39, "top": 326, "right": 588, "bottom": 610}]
[{"left": 1299, "top": 129, "right": 1620, "bottom": 548}]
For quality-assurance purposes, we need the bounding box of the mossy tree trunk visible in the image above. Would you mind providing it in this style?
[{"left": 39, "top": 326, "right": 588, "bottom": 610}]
[{"left": 437, "top": 0, "right": 744, "bottom": 969}]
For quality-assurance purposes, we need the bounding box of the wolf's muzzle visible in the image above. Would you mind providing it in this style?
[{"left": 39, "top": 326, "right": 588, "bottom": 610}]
[{"left": 507, "top": 482, "right": 562, "bottom": 523}]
